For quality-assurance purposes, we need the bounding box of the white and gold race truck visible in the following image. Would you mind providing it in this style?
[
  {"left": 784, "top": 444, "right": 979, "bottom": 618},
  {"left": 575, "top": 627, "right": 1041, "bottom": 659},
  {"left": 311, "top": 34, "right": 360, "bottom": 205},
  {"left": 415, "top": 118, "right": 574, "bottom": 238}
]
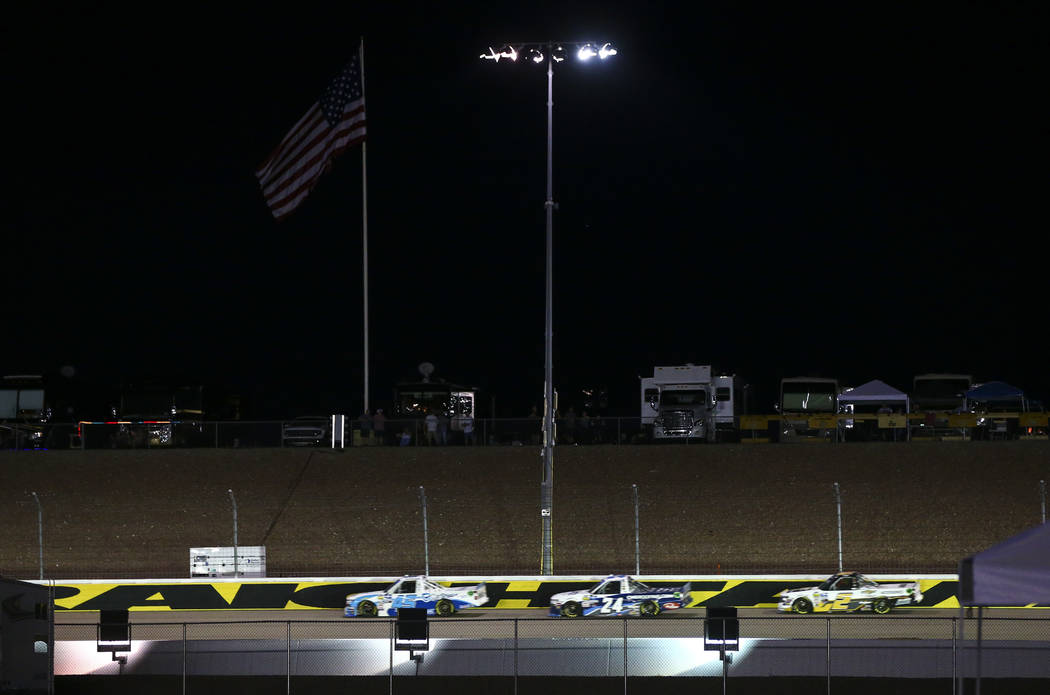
[{"left": 777, "top": 571, "right": 922, "bottom": 614}]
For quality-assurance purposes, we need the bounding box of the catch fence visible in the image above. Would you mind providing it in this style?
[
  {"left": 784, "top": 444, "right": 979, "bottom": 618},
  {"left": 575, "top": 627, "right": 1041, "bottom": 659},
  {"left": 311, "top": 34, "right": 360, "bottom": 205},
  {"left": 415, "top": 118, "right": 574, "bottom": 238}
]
[
  {"left": 53, "top": 614, "right": 1050, "bottom": 694},
  {"left": 7, "top": 413, "right": 1048, "bottom": 450}
]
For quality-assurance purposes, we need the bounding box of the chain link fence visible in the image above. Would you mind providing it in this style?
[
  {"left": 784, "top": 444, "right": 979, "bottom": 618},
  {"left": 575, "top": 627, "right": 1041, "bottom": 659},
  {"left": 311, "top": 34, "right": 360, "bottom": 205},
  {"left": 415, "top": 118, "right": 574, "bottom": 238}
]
[
  {"left": 7, "top": 413, "right": 1045, "bottom": 450},
  {"left": 53, "top": 614, "right": 1050, "bottom": 693}
]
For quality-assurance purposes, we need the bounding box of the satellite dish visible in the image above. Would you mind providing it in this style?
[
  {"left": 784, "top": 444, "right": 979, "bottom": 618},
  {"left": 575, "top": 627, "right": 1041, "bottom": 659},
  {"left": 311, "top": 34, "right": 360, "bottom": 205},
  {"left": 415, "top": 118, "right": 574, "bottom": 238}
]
[{"left": 418, "top": 362, "right": 435, "bottom": 382}]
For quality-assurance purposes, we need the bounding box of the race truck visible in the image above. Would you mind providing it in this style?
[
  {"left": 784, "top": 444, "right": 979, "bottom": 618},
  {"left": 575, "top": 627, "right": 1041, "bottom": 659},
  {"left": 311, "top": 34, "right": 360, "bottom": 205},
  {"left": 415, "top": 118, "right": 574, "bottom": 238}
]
[
  {"left": 344, "top": 576, "right": 488, "bottom": 617},
  {"left": 777, "top": 571, "right": 923, "bottom": 614},
  {"left": 549, "top": 575, "right": 692, "bottom": 618}
]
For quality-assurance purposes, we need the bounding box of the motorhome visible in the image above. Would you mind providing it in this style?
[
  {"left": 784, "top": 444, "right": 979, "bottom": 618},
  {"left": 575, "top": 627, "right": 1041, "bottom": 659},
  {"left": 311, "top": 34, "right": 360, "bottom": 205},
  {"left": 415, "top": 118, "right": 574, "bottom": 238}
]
[
  {"left": 640, "top": 365, "right": 716, "bottom": 442},
  {"left": 778, "top": 376, "right": 840, "bottom": 441}
]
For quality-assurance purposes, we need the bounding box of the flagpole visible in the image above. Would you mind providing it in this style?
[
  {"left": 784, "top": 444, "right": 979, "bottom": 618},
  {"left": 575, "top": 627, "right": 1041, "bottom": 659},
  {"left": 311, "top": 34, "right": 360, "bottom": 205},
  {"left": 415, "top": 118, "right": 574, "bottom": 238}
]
[{"left": 359, "top": 37, "right": 370, "bottom": 415}]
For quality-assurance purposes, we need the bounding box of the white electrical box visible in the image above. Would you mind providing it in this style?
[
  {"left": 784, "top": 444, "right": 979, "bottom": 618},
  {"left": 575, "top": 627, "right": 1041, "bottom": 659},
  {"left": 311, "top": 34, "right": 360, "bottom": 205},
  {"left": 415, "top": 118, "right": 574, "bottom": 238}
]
[{"left": 190, "top": 546, "right": 266, "bottom": 578}]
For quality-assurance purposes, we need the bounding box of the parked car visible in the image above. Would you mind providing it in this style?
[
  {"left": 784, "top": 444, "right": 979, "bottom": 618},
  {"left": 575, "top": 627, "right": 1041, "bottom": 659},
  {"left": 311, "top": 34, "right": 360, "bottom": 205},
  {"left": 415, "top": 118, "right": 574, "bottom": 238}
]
[
  {"left": 777, "top": 571, "right": 923, "bottom": 614},
  {"left": 549, "top": 574, "right": 691, "bottom": 618},
  {"left": 344, "top": 575, "right": 488, "bottom": 617},
  {"left": 282, "top": 416, "right": 329, "bottom": 447}
]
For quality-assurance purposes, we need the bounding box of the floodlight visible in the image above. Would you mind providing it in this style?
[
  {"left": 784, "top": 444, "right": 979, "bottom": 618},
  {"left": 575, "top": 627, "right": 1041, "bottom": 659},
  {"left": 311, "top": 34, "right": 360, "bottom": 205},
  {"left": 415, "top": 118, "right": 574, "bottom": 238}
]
[
  {"left": 528, "top": 48, "right": 544, "bottom": 63},
  {"left": 97, "top": 609, "right": 131, "bottom": 652},
  {"left": 394, "top": 607, "right": 429, "bottom": 651},
  {"left": 704, "top": 606, "right": 740, "bottom": 652},
  {"left": 599, "top": 43, "right": 617, "bottom": 59},
  {"left": 577, "top": 44, "right": 597, "bottom": 61},
  {"left": 480, "top": 45, "right": 519, "bottom": 62},
  {"left": 552, "top": 45, "right": 566, "bottom": 62}
]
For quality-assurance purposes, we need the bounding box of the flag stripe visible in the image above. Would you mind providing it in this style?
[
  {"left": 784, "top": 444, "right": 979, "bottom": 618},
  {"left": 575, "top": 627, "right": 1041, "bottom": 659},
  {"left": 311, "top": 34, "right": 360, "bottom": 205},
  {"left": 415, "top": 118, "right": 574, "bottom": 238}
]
[
  {"left": 261, "top": 102, "right": 364, "bottom": 200},
  {"left": 256, "top": 55, "right": 366, "bottom": 219},
  {"left": 263, "top": 114, "right": 366, "bottom": 215},
  {"left": 256, "top": 105, "right": 325, "bottom": 180},
  {"left": 266, "top": 117, "right": 366, "bottom": 217},
  {"left": 267, "top": 116, "right": 366, "bottom": 218}
]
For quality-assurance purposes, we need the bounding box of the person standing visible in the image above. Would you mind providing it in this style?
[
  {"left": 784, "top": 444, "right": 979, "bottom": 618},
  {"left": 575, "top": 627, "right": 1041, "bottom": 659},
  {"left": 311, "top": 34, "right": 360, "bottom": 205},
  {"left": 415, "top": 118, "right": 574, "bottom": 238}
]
[
  {"left": 424, "top": 410, "right": 439, "bottom": 445},
  {"left": 437, "top": 412, "right": 450, "bottom": 445},
  {"left": 373, "top": 408, "right": 386, "bottom": 445},
  {"left": 358, "top": 410, "right": 372, "bottom": 445},
  {"left": 462, "top": 415, "right": 475, "bottom": 445}
]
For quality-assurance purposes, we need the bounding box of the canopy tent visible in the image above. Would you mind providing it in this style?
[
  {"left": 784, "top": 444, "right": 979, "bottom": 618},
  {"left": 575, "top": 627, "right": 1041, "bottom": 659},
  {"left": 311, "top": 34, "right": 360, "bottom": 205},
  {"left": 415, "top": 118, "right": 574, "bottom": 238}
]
[
  {"left": 964, "top": 380, "right": 1024, "bottom": 402},
  {"left": 957, "top": 522, "right": 1050, "bottom": 693},
  {"left": 838, "top": 379, "right": 909, "bottom": 411},
  {"left": 960, "top": 522, "right": 1050, "bottom": 606}
]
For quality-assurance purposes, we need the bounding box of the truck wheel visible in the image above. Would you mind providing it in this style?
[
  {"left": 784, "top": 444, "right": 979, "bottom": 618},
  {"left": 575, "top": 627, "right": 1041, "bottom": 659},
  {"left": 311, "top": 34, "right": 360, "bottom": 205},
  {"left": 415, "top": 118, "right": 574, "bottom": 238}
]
[
  {"left": 872, "top": 598, "right": 894, "bottom": 615},
  {"left": 792, "top": 598, "right": 813, "bottom": 614},
  {"left": 356, "top": 600, "right": 377, "bottom": 617},
  {"left": 435, "top": 599, "right": 455, "bottom": 616},
  {"left": 640, "top": 600, "right": 660, "bottom": 617},
  {"left": 561, "top": 601, "right": 582, "bottom": 618}
]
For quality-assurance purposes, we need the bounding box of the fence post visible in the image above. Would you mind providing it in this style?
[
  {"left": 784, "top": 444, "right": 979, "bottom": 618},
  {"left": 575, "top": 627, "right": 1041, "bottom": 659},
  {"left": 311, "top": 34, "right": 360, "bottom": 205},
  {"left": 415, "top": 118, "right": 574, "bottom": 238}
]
[
  {"left": 30, "top": 492, "right": 43, "bottom": 580},
  {"left": 1040, "top": 480, "right": 1046, "bottom": 524},
  {"left": 228, "top": 489, "right": 238, "bottom": 577},
  {"left": 623, "top": 615, "right": 628, "bottom": 694},
  {"left": 514, "top": 618, "right": 518, "bottom": 695},
  {"left": 833, "top": 482, "right": 843, "bottom": 572},
  {"left": 952, "top": 616, "right": 957, "bottom": 695},
  {"left": 419, "top": 486, "right": 430, "bottom": 575},
  {"left": 182, "top": 622, "right": 187, "bottom": 695},
  {"left": 826, "top": 617, "right": 831, "bottom": 695},
  {"left": 632, "top": 484, "right": 640, "bottom": 576}
]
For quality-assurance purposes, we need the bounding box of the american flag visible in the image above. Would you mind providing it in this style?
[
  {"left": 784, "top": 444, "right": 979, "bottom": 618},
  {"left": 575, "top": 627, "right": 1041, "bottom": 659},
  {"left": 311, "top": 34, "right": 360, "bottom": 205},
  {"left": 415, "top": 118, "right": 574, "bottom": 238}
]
[{"left": 256, "top": 54, "right": 366, "bottom": 220}]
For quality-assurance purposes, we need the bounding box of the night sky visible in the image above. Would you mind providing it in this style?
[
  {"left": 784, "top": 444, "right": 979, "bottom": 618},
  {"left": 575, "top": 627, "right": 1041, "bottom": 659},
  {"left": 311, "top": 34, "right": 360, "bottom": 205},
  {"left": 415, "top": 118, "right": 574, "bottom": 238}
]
[{"left": 6, "top": 4, "right": 1047, "bottom": 419}]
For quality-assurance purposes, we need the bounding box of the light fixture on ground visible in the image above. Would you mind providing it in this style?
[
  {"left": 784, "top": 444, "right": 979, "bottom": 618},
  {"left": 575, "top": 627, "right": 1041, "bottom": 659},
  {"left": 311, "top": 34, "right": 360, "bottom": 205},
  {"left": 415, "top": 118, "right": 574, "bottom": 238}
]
[{"left": 480, "top": 39, "right": 616, "bottom": 575}]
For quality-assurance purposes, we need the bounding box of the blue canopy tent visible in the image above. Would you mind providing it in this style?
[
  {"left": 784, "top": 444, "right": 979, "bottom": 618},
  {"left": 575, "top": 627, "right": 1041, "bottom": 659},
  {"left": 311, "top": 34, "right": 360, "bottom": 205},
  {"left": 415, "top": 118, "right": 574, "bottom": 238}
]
[
  {"left": 965, "top": 381, "right": 1026, "bottom": 439},
  {"left": 965, "top": 381, "right": 1024, "bottom": 403}
]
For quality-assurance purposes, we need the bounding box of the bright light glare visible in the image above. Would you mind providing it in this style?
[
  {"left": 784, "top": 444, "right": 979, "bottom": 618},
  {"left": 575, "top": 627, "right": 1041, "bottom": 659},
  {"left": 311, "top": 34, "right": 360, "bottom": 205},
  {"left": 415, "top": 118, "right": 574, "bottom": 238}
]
[
  {"left": 577, "top": 44, "right": 597, "bottom": 61},
  {"left": 599, "top": 43, "right": 617, "bottom": 59},
  {"left": 529, "top": 48, "right": 544, "bottom": 63},
  {"left": 552, "top": 46, "right": 565, "bottom": 62},
  {"left": 480, "top": 46, "right": 519, "bottom": 62},
  {"left": 55, "top": 640, "right": 155, "bottom": 675}
]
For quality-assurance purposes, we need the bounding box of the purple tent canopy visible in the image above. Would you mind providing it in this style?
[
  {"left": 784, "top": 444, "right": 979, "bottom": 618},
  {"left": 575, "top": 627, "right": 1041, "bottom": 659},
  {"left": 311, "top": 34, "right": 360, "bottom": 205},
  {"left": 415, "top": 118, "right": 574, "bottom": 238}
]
[
  {"left": 960, "top": 523, "right": 1050, "bottom": 606},
  {"left": 838, "top": 379, "right": 909, "bottom": 410}
]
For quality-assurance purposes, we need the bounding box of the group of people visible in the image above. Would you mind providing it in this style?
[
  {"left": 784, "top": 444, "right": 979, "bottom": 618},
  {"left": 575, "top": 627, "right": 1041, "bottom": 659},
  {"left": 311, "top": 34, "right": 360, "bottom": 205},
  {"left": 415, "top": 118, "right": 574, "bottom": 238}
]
[
  {"left": 356, "top": 409, "right": 474, "bottom": 446},
  {"left": 528, "top": 405, "right": 608, "bottom": 445}
]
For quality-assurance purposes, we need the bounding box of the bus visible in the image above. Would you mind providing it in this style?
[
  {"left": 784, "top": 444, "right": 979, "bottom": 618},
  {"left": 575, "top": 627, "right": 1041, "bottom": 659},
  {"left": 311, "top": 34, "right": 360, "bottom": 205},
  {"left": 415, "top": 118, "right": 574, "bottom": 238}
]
[{"left": 778, "top": 376, "right": 840, "bottom": 441}]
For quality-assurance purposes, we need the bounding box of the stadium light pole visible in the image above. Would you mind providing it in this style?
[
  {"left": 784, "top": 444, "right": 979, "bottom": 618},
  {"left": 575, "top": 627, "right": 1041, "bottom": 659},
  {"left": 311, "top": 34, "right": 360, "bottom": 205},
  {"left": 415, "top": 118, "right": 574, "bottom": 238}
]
[{"left": 481, "top": 40, "right": 616, "bottom": 576}]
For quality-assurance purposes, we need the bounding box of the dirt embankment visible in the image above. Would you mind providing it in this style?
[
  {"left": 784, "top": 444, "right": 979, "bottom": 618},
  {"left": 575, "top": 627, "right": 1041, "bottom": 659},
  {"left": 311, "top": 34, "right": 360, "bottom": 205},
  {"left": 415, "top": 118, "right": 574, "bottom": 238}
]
[{"left": 1, "top": 442, "right": 1046, "bottom": 579}]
